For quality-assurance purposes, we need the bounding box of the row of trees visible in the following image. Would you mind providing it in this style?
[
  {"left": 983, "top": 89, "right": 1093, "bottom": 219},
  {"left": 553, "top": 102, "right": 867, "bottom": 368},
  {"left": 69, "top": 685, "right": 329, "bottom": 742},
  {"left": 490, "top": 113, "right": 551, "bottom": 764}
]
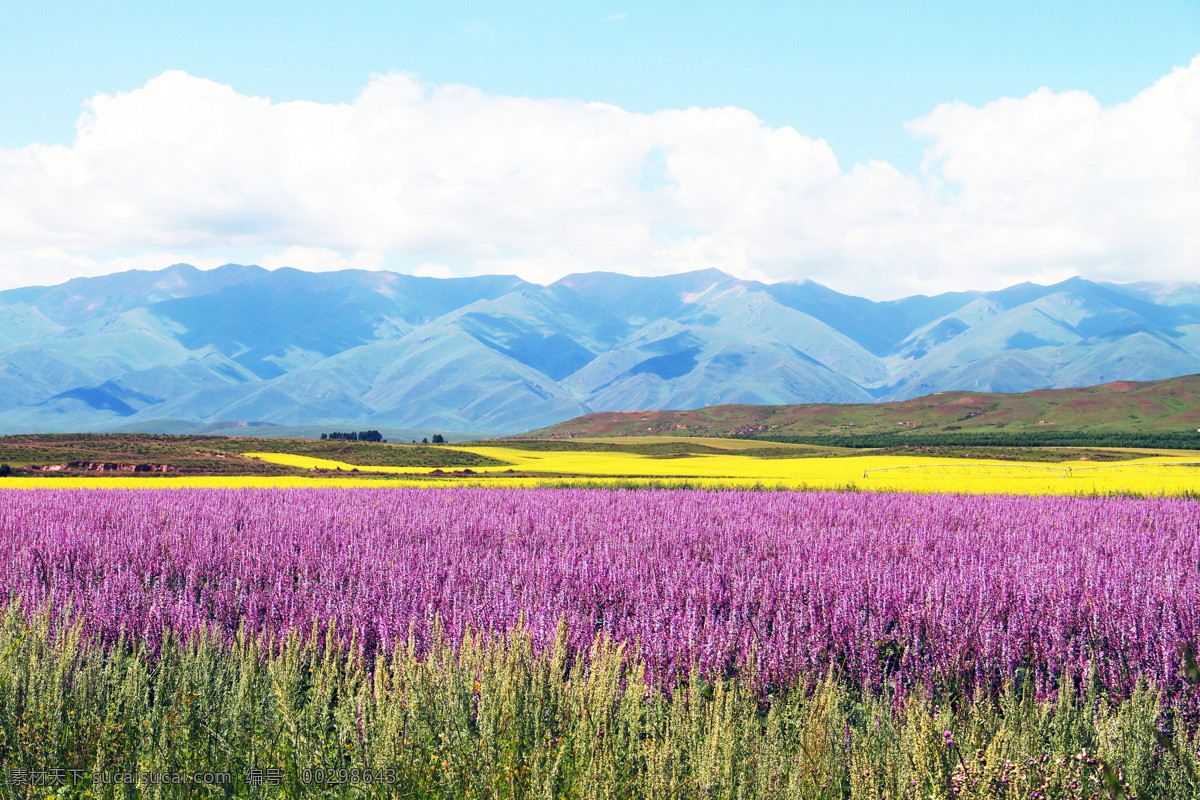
[
  {"left": 746, "top": 430, "right": 1200, "bottom": 449},
  {"left": 320, "top": 431, "right": 384, "bottom": 442},
  {"left": 319, "top": 432, "right": 447, "bottom": 444}
]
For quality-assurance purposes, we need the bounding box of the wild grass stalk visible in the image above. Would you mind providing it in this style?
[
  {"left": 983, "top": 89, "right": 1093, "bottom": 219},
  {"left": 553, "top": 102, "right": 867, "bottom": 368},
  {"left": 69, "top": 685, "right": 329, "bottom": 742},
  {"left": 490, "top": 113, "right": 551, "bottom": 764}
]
[{"left": 0, "top": 606, "right": 1194, "bottom": 799}]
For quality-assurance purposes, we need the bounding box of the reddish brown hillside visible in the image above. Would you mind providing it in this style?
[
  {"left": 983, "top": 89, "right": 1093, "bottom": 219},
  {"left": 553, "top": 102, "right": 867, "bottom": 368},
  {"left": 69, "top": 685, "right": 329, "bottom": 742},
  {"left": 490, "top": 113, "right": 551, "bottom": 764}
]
[{"left": 521, "top": 374, "right": 1200, "bottom": 439}]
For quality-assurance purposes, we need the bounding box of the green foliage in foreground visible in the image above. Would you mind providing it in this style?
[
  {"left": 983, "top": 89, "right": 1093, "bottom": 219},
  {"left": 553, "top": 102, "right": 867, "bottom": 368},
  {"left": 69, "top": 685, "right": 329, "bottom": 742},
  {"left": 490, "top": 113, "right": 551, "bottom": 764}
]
[{"left": 0, "top": 608, "right": 1196, "bottom": 799}]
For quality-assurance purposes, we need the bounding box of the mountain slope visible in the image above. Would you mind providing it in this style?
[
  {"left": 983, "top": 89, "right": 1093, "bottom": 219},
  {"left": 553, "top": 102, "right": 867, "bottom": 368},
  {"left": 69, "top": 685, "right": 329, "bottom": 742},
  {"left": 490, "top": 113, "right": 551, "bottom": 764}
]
[
  {"left": 3, "top": 264, "right": 1200, "bottom": 434},
  {"left": 524, "top": 374, "right": 1200, "bottom": 440}
]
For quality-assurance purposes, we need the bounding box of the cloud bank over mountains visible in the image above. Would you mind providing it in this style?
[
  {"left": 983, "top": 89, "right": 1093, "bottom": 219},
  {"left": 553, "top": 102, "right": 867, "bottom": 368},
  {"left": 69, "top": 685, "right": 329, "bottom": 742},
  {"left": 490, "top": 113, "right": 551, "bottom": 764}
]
[{"left": 1, "top": 56, "right": 1199, "bottom": 298}]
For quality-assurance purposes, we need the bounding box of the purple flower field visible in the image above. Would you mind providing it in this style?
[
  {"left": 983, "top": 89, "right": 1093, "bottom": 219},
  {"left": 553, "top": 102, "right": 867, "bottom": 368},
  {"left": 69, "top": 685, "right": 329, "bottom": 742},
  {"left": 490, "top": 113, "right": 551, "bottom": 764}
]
[{"left": 2, "top": 487, "right": 1197, "bottom": 704}]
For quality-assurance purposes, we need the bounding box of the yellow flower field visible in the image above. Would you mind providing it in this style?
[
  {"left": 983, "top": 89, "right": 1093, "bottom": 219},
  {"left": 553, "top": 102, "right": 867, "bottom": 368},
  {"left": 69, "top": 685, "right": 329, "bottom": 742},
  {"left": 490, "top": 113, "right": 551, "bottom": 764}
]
[
  {"left": 245, "top": 446, "right": 1200, "bottom": 495},
  {"left": 3, "top": 444, "right": 1198, "bottom": 495}
]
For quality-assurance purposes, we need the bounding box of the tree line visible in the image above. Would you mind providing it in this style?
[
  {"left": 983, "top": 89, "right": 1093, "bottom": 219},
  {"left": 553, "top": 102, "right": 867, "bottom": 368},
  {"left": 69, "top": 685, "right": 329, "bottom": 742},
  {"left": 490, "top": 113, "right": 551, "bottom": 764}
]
[
  {"left": 320, "top": 431, "right": 384, "bottom": 442},
  {"left": 741, "top": 430, "right": 1200, "bottom": 450},
  {"left": 319, "top": 431, "right": 447, "bottom": 444}
]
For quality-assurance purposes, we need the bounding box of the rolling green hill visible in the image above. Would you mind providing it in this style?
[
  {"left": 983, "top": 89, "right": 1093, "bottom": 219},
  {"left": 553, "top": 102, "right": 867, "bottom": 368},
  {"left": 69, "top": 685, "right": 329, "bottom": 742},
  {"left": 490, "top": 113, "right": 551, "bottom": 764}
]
[
  {"left": 522, "top": 374, "right": 1200, "bottom": 448},
  {"left": 0, "top": 433, "right": 507, "bottom": 477}
]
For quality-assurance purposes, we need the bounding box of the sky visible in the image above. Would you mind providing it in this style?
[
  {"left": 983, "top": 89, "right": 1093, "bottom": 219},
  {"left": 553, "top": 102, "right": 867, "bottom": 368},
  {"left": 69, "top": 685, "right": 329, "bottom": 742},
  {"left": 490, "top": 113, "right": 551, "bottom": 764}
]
[{"left": 1, "top": 1, "right": 1199, "bottom": 299}]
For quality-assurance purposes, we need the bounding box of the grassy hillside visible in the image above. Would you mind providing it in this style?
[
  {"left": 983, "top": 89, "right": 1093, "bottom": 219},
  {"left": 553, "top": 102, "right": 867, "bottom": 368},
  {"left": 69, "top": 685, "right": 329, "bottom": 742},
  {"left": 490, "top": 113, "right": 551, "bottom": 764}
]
[
  {"left": 0, "top": 434, "right": 506, "bottom": 477},
  {"left": 523, "top": 374, "right": 1200, "bottom": 447},
  {"left": 106, "top": 419, "right": 490, "bottom": 442}
]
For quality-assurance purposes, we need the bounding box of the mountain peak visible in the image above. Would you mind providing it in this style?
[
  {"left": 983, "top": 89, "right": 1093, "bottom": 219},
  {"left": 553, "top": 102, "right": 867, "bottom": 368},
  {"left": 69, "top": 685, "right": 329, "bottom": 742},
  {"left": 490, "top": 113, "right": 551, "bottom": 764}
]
[{"left": 1, "top": 265, "right": 1198, "bottom": 435}]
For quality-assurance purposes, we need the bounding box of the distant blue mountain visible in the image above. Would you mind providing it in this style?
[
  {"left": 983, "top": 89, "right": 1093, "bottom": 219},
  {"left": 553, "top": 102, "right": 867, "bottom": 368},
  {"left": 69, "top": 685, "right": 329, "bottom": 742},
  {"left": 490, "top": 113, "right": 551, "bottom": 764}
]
[{"left": 2, "top": 263, "right": 1198, "bottom": 434}]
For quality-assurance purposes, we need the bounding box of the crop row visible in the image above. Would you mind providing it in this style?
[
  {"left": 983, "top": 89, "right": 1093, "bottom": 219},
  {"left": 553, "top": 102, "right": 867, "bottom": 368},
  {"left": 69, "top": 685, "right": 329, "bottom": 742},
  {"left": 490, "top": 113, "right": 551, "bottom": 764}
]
[{"left": 1, "top": 488, "right": 1197, "bottom": 705}]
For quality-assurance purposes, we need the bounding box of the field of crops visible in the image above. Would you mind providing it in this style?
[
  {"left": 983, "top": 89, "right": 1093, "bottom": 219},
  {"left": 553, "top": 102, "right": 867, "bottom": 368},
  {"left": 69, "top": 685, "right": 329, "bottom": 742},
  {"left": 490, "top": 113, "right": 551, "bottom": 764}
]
[
  {"left": 6, "top": 444, "right": 1200, "bottom": 496},
  {"left": 2, "top": 486, "right": 1199, "bottom": 797}
]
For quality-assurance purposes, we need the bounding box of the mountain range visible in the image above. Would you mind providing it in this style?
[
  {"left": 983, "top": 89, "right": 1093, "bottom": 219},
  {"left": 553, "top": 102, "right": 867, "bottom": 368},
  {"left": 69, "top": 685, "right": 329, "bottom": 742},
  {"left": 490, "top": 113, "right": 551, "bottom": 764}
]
[{"left": 2, "top": 263, "right": 1199, "bottom": 435}]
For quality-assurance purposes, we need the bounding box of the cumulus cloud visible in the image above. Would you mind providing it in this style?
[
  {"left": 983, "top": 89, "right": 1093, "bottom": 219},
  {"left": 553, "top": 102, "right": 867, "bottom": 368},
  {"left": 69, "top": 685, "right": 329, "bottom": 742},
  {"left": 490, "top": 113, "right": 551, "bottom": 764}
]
[
  {"left": 257, "top": 247, "right": 385, "bottom": 273},
  {"left": 410, "top": 262, "right": 458, "bottom": 280},
  {"left": 1, "top": 58, "right": 1199, "bottom": 298},
  {"left": 905, "top": 60, "right": 1200, "bottom": 286}
]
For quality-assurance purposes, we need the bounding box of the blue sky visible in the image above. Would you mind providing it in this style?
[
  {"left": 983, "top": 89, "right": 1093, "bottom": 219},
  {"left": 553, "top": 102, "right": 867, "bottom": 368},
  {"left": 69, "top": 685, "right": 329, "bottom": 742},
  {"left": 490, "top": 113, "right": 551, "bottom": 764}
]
[
  {"left": 5, "top": 0, "right": 1197, "bottom": 171},
  {"left": 1, "top": 1, "right": 1200, "bottom": 297}
]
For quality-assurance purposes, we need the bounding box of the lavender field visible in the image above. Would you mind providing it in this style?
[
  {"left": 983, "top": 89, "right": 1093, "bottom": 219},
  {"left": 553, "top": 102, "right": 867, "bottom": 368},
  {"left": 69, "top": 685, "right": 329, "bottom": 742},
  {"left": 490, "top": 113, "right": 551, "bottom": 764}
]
[
  {"left": 3, "top": 486, "right": 1200, "bottom": 797},
  {"left": 3, "top": 487, "right": 1197, "bottom": 704}
]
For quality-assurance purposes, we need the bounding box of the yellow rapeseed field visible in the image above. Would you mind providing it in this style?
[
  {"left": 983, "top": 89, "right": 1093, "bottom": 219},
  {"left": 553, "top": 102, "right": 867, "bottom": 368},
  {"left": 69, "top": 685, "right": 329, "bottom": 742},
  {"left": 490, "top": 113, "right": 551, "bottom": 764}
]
[
  {"left": 3, "top": 443, "right": 1198, "bottom": 495},
  {"left": 243, "top": 447, "right": 1200, "bottom": 495}
]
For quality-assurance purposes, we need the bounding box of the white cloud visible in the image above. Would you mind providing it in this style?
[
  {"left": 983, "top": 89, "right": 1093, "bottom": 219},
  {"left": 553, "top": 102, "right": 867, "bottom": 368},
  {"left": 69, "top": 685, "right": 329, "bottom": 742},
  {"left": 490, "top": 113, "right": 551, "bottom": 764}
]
[
  {"left": 257, "top": 246, "right": 385, "bottom": 273},
  {"left": 905, "top": 57, "right": 1200, "bottom": 288},
  {"left": 410, "top": 262, "right": 457, "bottom": 279},
  {"left": 605, "top": 13, "right": 627, "bottom": 21},
  {"left": 1, "top": 58, "right": 1199, "bottom": 298}
]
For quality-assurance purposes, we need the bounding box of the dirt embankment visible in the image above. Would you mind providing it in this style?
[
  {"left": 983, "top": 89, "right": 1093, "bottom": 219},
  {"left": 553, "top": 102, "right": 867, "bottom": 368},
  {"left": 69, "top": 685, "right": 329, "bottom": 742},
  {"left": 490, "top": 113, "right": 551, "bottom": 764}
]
[{"left": 28, "top": 461, "right": 172, "bottom": 473}]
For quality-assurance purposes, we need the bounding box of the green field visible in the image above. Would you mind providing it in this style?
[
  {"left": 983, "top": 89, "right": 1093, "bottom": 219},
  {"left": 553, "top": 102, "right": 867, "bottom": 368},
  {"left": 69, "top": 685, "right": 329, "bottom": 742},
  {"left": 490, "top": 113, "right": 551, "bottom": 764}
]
[
  {"left": 0, "top": 433, "right": 1168, "bottom": 485},
  {"left": 0, "top": 433, "right": 508, "bottom": 478}
]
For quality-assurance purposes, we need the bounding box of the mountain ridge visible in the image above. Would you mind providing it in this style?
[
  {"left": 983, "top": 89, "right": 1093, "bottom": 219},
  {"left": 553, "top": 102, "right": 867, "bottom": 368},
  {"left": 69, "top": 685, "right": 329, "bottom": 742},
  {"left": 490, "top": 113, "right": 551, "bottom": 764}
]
[{"left": 2, "top": 264, "right": 1200, "bottom": 434}]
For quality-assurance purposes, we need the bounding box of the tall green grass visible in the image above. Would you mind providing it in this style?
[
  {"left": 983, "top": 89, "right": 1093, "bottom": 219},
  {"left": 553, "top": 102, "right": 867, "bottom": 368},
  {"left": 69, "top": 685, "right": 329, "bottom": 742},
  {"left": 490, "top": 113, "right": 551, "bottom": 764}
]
[{"left": 0, "top": 605, "right": 1195, "bottom": 799}]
